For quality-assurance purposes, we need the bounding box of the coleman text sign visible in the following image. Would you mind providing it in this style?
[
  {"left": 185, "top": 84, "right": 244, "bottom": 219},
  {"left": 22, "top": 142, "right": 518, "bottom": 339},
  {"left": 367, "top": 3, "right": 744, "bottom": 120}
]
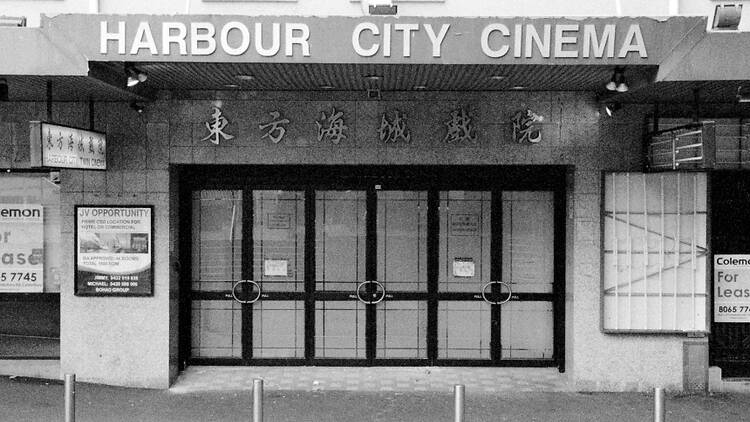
[{"left": 715, "top": 255, "right": 750, "bottom": 323}]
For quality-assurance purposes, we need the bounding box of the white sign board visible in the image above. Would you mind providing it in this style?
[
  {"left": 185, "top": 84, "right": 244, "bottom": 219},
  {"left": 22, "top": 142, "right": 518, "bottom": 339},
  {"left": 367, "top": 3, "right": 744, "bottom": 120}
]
[
  {"left": 264, "top": 259, "right": 288, "bottom": 277},
  {"left": 715, "top": 255, "right": 750, "bottom": 323},
  {"left": 0, "top": 204, "right": 44, "bottom": 293},
  {"left": 29, "top": 121, "right": 107, "bottom": 170},
  {"left": 452, "top": 257, "right": 475, "bottom": 278}
]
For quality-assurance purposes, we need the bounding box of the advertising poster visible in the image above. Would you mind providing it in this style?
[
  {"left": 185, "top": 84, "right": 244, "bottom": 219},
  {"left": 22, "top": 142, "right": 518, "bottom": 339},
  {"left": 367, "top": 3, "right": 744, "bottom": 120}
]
[
  {"left": 715, "top": 255, "right": 750, "bottom": 323},
  {"left": 75, "top": 206, "right": 153, "bottom": 296},
  {"left": 0, "top": 204, "right": 44, "bottom": 293}
]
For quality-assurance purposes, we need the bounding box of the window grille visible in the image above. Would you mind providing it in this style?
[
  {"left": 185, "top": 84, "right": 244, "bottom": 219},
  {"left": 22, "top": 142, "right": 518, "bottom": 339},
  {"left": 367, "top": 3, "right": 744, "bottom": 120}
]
[{"left": 602, "top": 172, "right": 708, "bottom": 332}]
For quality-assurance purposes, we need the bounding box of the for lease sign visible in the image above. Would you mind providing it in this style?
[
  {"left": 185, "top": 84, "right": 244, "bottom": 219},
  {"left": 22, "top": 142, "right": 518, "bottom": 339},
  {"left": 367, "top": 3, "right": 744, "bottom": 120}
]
[
  {"left": 0, "top": 204, "right": 44, "bottom": 293},
  {"left": 715, "top": 255, "right": 750, "bottom": 323}
]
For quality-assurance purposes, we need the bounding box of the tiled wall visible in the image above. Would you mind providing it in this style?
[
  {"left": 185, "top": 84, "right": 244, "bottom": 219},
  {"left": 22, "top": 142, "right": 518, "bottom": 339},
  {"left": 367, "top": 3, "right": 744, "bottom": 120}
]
[{"left": 0, "top": 91, "right": 701, "bottom": 390}]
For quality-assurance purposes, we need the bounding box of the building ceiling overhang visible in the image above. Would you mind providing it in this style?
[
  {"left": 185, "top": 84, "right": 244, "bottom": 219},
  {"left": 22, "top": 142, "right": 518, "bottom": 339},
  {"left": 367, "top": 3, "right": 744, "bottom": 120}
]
[{"left": 1, "top": 14, "right": 744, "bottom": 106}]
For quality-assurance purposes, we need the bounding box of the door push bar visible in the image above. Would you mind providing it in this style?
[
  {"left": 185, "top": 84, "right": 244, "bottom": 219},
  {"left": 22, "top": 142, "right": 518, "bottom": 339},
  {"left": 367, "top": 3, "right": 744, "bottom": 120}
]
[
  {"left": 231, "top": 280, "right": 262, "bottom": 304},
  {"left": 356, "top": 280, "right": 386, "bottom": 305},
  {"left": 481, "top": 281, "right": 512, "bottom": 305}
]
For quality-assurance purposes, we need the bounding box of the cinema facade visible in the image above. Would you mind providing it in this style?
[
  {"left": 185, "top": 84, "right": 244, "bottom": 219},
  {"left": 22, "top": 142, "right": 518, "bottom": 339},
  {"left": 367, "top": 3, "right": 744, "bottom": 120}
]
[{"left": 1, "top": 12, "right": 749, "bottom": 392}]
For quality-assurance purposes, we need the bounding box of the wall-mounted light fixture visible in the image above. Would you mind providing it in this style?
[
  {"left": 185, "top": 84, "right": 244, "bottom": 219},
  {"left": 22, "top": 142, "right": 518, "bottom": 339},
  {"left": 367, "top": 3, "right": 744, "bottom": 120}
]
[
  {"left": 0, "top": 16, "right": 27, "bottom": 27},
  {"left": 363, "top": 0, "right": 397, "bottom": 15},
  {"left": 0, "top": 79, "right": 8, "bottom": 102},
  {"left": 126, "top": 65, "right": 148, "bottom": 87},
  {"left": 713, "top": 4, "right": 743, "bottom": 30},
  {"left": 605, "top": 67, "right": 628, "bottom": 93}
]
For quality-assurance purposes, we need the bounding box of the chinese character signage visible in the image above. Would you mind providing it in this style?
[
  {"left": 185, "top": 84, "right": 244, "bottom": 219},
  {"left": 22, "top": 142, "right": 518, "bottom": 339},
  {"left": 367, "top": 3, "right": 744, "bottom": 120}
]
[
  {"left": 0, "top": 204, "right": 44, "bottom": 293},
  {"left": 715, "top": 255, "right": 750, "bottom": 323},
  {"left": 29, "top": 121, "right": 106, "bottom": 171},
  {"left": 512, "top": 109, "right": 543, "bottom": 144},
  {"left": 75, "top": 206, "right": 153, "bottom": 296},
  {"left": 201, "top": 106, "right": 234, "bottom": 145}
]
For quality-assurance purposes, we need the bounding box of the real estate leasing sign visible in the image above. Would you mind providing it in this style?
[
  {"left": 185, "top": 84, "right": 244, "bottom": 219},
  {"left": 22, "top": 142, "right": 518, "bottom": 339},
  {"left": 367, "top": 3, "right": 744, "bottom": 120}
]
[
  {"left": 715, "top": 255, "right": 750, "bottom": 323},
  {"left": 75, "top": 206, "right": 153, "bottom": 296},
  {"left": 0, "top": 204, "right": 44, "bottom": 293}
]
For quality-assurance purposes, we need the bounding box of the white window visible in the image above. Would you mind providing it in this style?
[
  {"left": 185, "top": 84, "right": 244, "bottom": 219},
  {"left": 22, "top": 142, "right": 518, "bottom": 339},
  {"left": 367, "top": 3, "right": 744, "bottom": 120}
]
[{"left": 602, "top": 172, "right": 708, "bottom": 332}]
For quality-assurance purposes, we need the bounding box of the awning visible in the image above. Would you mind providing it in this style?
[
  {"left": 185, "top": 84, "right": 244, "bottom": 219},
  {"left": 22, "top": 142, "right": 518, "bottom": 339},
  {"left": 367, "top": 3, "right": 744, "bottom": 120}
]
[{"left": 0, "top": 14, "right": 717, "bottom": 102}]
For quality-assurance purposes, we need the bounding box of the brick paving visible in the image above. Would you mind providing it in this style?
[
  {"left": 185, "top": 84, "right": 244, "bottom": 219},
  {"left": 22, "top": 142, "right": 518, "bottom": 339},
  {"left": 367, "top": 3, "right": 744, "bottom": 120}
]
[{"left": 169, "top": 366, "right": 570, "bottom": 394}]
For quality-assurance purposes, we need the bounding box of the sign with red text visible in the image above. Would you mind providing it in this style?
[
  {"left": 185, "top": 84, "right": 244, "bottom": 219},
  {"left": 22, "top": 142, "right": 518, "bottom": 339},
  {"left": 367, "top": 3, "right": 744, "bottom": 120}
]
[
  {"left": 0, "top": 204, "right": 44, "bottom": 293},
  {"left": 29, "top": 122, "right": 106, "bottom": 171},
  {"left": 715, "top": 255, "right": 750, "bottom": 323},
  {"left": 75, "top": 206, "right": 153, "bottom": 296}
]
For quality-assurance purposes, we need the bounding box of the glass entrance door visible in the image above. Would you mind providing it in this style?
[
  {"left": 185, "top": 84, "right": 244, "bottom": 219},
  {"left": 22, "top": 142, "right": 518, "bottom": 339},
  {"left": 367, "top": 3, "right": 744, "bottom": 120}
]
[{"left": 185, "top": 168, "right": 562, "bottom": 367}]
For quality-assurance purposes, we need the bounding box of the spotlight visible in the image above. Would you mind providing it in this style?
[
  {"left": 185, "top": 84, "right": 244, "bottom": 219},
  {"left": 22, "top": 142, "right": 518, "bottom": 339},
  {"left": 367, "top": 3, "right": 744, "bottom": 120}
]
[
  {"left": 604, "top": 103, "right": 622, "bottom": 117},
  {"left": 606, "top": 67, "right": 628, "bottom": 93},
  {"left": 126, "top": 65, "right": 147, "bottom": 87},
  {"left": 0, "top": 79, "right": 8, "bottom": 102},
  {"left": 130, "top": 101, "right": 144, "bottom": 113}
]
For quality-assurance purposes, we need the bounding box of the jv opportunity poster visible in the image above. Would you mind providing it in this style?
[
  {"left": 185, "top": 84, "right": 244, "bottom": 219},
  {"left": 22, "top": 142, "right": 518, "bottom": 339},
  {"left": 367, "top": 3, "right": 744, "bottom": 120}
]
[
  {"left": 75, "top": 205, "right": 153, "bottom": 296},
  {"left": 0, "top": 204, "right": 44, "bottom": 293}
]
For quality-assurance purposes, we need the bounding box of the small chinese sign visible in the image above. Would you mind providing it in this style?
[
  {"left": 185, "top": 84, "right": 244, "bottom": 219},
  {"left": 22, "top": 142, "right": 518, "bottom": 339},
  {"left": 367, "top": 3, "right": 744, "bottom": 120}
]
[
  {"left": 75, "top": 206, "right": 153, "bottom": 296},
  {"left": 715, "top": 255, "right": 750, "bottom": 323},
  {"left": 29, "top": 122, "right": 106, "bottom": 170},
  {"left": 444, "top": 107, "right": 476, "bottom": 143},
  {"left": 0, "top": 204, "right": 44, "bottom": 293},
  {"left": 512, "top": 109, "right": 543, "bottom": 144},
  {"left": 202, "top": 106, "right": 234, "bottom": 145}
]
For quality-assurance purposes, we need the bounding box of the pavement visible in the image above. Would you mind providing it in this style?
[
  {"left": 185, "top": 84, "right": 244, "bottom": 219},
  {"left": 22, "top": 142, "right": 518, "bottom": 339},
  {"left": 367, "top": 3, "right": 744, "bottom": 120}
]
[{"left": 3, "top": 375, "right": 750, "bottom": 422}]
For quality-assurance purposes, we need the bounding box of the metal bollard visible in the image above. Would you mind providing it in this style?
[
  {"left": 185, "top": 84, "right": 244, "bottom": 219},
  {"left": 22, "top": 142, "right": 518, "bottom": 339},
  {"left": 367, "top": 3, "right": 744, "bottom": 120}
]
[
  {"left": 253, "top": 379, "right": 263, "bottom": 422},
  {"left": 454, "top": 384, "right": 465, "bottom": 422},
  {"left": 64, "top": 373, "right": 76, "bottom": 422},
  {"left": 654, "top": 387, "right": 666, "bottom": 422}
]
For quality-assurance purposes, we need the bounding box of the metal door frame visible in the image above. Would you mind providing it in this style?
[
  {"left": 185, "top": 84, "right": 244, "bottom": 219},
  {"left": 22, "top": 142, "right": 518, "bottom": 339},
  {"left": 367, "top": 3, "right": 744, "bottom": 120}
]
[{"left": 178, "top": 165, "right": 567, "bottom": 370}]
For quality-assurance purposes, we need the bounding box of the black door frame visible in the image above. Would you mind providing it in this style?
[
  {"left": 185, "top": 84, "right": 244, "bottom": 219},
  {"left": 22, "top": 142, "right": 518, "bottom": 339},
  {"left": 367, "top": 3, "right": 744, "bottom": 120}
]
[{"left": 178, "top": 165, "right": 567, "bottom": 371}]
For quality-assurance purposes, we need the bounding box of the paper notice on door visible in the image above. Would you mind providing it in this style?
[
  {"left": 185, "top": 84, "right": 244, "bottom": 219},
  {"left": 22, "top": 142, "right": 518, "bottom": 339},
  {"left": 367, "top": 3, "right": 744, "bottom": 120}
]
[
  {"left": 453, "top": 257, "right": 475, "bottom": 278},
  {"left": 264, "top": 259, "right": 288, "bottom": 277}
]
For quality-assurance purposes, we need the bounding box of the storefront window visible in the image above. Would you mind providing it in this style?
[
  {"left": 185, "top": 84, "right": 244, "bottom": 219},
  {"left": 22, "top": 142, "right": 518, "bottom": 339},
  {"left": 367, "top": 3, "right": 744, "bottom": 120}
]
[
  {"left": 602, "top": 172, "right": 708, "bottom": 332},
  {"left": 0, "top": 172, "right": 61, "bottom": 358}
]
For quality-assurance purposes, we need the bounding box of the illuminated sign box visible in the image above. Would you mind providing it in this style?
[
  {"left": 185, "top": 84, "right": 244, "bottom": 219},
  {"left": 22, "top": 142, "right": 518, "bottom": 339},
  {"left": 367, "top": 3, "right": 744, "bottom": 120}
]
[{"left": 29, "top": 121, "right": 106, "bottom": 171}]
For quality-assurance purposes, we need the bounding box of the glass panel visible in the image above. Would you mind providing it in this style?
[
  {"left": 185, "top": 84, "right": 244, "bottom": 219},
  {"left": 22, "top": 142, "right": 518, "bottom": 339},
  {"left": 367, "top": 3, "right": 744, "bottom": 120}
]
[
  {"left": 315, "top": 301, "right": 366, "bottom": 358},
  {"left": 437, "top": 301, "right": 491, "bottom": 359},
  {"left": 252, "top": 300, "right": 304, "bottom": 358},
  {"left": 0, "top": 174, "right": 61, "bottom": 358},
  {"left": 191, "top": 190, "right": 242, "bottom": 292},
  {"left": 603, "top": 173, "right": 708, "bottom": 331},
  {"left": 253, "top": 191, "right": 305, "bottom": 292},
  {"left": 502, "top": 191, "right": 554, "bottom": 294},
  {"left": 500, "top": 302, "right": 554, "bottom": 359},
  {"left": 191, "top": 300, "right": 242, "bottom": 358},
  {"left": 315, "top": 191, "right": 366, "bottom": 291},
  {"left": 376, "top": 301, "right": 428, "bottom": 359},
  {"left": 0, "top": 174, "right": 62, "bottom": 293},
  {"left": 377, "top": 191, "right": 428, "bottom": 292},
  {"left": 438, "top": 191, "right": 491, "bottom": 293}
]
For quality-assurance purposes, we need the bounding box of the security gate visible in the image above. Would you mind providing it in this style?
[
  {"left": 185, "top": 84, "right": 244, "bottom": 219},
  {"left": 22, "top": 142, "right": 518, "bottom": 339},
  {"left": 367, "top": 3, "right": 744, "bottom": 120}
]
[{"left": 181, "top": 166, "right": 565, "bottom": 368}]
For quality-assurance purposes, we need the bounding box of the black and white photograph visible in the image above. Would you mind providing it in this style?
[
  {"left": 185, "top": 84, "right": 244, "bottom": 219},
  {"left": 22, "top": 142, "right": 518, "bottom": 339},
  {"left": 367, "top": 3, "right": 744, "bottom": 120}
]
[{"left": 1, "top": 1, "right": 750, "bottom": 420}]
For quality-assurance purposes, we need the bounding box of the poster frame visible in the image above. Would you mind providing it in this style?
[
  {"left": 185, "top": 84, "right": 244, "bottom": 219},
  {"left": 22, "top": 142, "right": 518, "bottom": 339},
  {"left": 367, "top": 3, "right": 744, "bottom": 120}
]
[{"left": 74, "top": 204, "right": 154, "bottom": 297}]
